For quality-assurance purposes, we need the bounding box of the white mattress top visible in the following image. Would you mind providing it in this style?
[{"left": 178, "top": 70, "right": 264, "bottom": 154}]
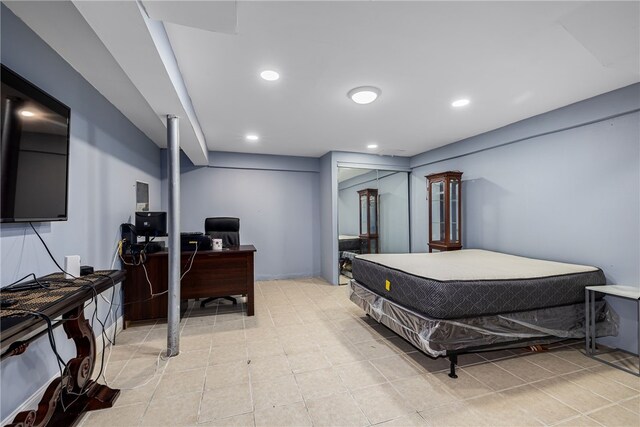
[
  {"left": 339, "top": 235, "right": 359, "bottom": 240},
  {"left": 356, "top": 249, "right": 599, "bottom": 281}
]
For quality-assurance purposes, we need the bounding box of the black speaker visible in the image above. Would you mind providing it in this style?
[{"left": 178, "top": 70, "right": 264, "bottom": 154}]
[
  {"left": 121, "top": 223, "right": 137, "bottom": 246},
  {"left": 180, "top": 232, "right": 212, "bottom": 252}
]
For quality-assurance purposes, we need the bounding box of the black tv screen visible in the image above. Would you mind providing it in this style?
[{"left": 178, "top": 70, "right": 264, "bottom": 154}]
[{"left": 1, "top": 64, "right": 70, "bottom": 223}]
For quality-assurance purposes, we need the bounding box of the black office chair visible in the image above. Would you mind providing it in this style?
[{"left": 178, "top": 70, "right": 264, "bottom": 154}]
[
  {"left": 205, "top": 217, "right": 240, "bottom": 248},
  {"left": 201, "top": 217, "right": 240, "bottom": 308}
]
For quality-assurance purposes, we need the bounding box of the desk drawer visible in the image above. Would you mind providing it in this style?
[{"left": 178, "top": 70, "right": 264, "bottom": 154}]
[{"left": 181, "top": 253, "right": 249, "bottom": 299}]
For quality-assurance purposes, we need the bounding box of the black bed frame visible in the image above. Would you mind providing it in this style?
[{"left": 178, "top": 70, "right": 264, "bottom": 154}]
[{"left": 444, "top": 337, "right": 556, "bottom": 378}]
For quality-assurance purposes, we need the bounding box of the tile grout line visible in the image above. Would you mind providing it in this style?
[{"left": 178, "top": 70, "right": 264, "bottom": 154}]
[
  {"left": 260, "top": 281, "right": 313, "bottom": 424},
  {"left": 138, "top": 301, "right": 202, "bottom": 425},
  {"left": 195, "top": 311, "right": 215, "bottom": 425},
  {"left": 528, "top": 371, "right": 619, "bottom": 418},
  {"left": 98, "top": 278, "right": 640, "bottom": 427},
  {"left": 289, "top": 279, "right": 372, "bottom": 426}
]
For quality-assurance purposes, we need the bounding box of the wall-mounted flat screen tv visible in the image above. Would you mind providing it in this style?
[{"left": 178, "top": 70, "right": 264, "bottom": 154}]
[{"left": 1, "top": 64, "right": 70, "bottom": 223}]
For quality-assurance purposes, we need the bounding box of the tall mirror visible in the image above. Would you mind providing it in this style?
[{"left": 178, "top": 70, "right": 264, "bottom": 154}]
[{"left": 337, "top": 167, "right": 410, "bottom": 284}]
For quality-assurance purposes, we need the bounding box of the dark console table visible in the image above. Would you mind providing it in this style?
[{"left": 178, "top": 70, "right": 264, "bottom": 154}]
[
  {"left": 1, "top": 270, "right": 125, "bottom": 427},
  {"left": 122, "top": 245, "right": 256, "bottom": 324}
]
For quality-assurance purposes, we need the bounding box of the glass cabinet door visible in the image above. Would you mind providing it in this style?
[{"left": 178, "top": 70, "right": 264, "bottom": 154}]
[
  {"left": 360, "top": 194, "right": 367, "bottom": 235},
  {"left": 358, "top": 188, "right": 379, "bottom": 254},
  {"left": 369, "top": 194, "right": 377, "bottom": 234},
  {"left": 426, "top": 171, "right": 463, "bottom": 252},
  {"left": 370, "top": 238, "right": 378, "bottom": 254},
  {"left": 449, "top": 179, "right": 459, "bottom": 242},
  {"left": 431, "top": 181, "right": 445, "bottom": 242}
]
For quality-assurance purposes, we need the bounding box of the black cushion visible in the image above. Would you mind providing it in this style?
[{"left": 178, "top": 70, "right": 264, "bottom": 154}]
[
  {"left": 205, "top": 217, "right": 239, "bottom": 248},
  {"left": 205, "top": 217, "right": 239, "bottom": 232}
]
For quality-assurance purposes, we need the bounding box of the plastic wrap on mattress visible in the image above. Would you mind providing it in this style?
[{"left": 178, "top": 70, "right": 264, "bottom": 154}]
[
  {"left": 349, "top": 280, "right": 618, "bottom": 358},
  {"left": 340, "top": 251, "right": 358, "bottom": 259}
]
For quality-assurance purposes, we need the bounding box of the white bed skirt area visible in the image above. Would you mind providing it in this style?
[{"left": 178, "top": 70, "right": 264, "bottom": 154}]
[{"left": 349, "top": 280, "right": 618, "bottom": 358}]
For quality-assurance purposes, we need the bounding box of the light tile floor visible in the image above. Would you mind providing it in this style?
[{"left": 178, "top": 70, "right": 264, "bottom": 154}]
[{"left": 81, "top": 278, "right": 640, "bottom": 427}]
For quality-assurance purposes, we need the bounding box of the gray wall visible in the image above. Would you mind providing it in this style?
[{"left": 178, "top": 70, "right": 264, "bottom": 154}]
[
  {"left": 0, "top": 6, "right": 162, "bottom": 421},
  {"left": 410, "top": 83, "right": 640, "bottom": 353},
  {"left": 161, "top": 152, "right": 321, "bottom": 280}
]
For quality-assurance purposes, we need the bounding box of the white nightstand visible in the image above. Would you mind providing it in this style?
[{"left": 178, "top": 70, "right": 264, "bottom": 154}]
[{"left": 585, "top": 285, "right": 640, "bottom": 377}]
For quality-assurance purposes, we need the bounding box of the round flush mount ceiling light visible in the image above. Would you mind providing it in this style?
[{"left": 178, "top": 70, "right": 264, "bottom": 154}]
[
  {"left": 260, "top": 70, "right": 280, "bottom": 81},
  {"left": 451, "top": 98, "right": 470, "bottom": 108},
  {"left": 348, "top": 86, "right": 381, "bottom": 105},
  {"left": 367, "top": 143, "right": 378, "bottom": 149},
  {"left": 245, "top": 134, "right": 259, "bottom": 142},
  {"left": 20, "top": 110, "right": 35, "bottom": 117}
]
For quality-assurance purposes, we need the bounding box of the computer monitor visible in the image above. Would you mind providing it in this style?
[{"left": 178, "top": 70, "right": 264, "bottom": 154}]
[{"left": 135, "top": 211, "right": 167, "bottom": 243}]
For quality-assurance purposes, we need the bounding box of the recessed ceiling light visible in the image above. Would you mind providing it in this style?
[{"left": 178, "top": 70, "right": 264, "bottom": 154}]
[
  {"left": 20, "top": 110, "right": 35, "bottom": 117},
  {"left": 245, "top": 134, "right": 259, "bottom": 141},
  {"left": 451, "top": 99, "right": 470, "bottom": 107},
  {"left": 348, "top": 86, "right": 381, "bottom": 105},
  {"left": 367, "top": 144, "right": 378, "bottom": 149},
  {"left": 260, "top": 70, "right": 280, "bottom": 81}
]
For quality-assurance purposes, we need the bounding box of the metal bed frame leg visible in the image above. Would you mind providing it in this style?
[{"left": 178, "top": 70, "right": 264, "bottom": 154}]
[
  {"left": 448, "top": 354, "right": 458, "bottom": 379},
  {"left": 585, "top": 288, "right": 590, "bottom": 355}
]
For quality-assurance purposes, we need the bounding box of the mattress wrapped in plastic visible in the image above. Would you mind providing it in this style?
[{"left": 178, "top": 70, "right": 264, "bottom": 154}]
[
  {"left": 339, "top": 235, "right": 361, "bottom": 252},
  {"left": 349, "top": 280, "right": 618, "bottom": 358},
  {"left": 353, "top": 250, "right": 606, "bottom": 319}
]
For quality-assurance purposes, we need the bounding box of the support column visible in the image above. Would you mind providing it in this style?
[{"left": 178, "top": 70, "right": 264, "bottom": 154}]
[{"left": 167, "top": 115, "right": 180, "bottom": 357}]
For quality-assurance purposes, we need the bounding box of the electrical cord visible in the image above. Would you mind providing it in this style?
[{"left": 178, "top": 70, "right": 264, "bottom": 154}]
[
  {"left": 95, "top": 238, "right": 196, "bottom": 388},
  {"left": 91, "top": 238, "right": 203, "bottom": 391},
  {"left": 2, "top": 307, "right": 68, "bottom": 374},
  {"left": 119, "top": 248, "right": 146, "bottom": 267},
  {"left": 78, "top": 282, "right": 142, "bottom": 392},
  {"left": 28, "top": 222, "right": 100, "bottom": 288},
  {"left": 3, "top": 273, "right": 50, "bottom": 291},
  {"left": 24, "top": 222, "right": 122, "bottom": 409},
  {"left": 110, "top": 239, "right": 121, "bottom": 270},
  {"left": 180, "top": 242, "right": 198, "bottom": 280},
  {"left": 5, "top": 273, "right": 41, "bottom": 288},
  {"left": 14, "top": 222, "right": 163, "bottom": 403},
  {"left": 93, "top": 265, "right": 166, "bottom": 391},
  {"left": 62, "top": 292, "right": 102, "bottom": 408},
  {"left": 117, "top": 237, "right": 198, "bottom": 300},
  {"left": 3, "top": 294, "right": 113, "bottom": 411},
  {"left": 118, "top": 247, "right": 166, "bottom": 299},
  {"left": 100, "top": 348, "right": 165, "bottom": 391},
  {"left": 29, "top": 222, "right": 69, "bottom": 276},
  {"left": 58, "top": 278, "right": 120, "bottom": 410},
  {"left": 141, "top": 262, "right": 167, "bottom": 298}
]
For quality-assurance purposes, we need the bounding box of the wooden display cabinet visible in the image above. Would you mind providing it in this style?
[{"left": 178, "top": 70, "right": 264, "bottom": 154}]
[
  {"left": 427, "top": 171, "right": 462, "bottom": 252},
  {"left": 358, "top": 188, "right": 379, "bottom": 254}
]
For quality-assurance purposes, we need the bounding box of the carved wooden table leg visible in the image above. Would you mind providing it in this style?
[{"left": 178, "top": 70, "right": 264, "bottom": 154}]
[{"left": 9, "top": 306, "right": 120, "bottom": 427}]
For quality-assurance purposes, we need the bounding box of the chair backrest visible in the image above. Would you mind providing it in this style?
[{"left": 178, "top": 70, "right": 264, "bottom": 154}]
[{"left": 204, "top": 217, "right": 240, "bottom": 248}]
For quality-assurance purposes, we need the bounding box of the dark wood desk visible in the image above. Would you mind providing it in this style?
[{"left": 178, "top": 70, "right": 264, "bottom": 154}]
[
  {"left": 1, "top": 270, "right": 125, "bottom": 427},
  {"left": 123, "top": 245, "right": 256, "bottom": 323}
]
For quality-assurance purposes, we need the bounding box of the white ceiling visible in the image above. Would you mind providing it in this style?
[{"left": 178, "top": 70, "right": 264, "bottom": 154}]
[{"left": 5, "top": 1, "right": 639, "bottom": 162}]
